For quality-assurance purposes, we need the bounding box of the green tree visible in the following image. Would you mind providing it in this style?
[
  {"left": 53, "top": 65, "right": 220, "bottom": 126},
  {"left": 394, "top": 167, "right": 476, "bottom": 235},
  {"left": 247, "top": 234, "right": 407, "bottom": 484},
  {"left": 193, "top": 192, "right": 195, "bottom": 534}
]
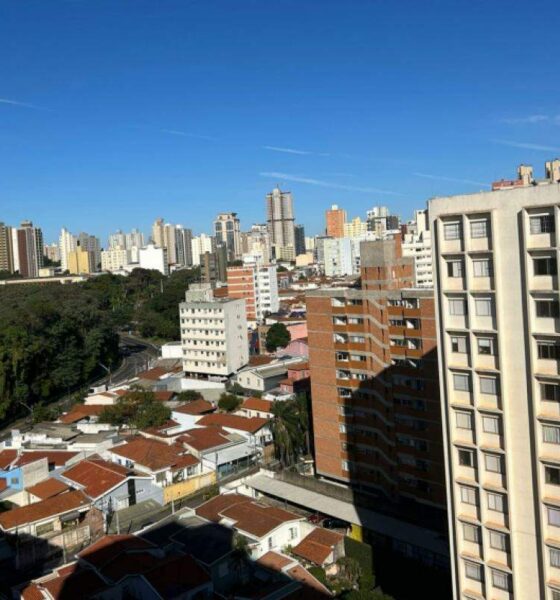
[
  {"left": 218, "top": 393, "right": 242, "bottom": 413},
  {"left": 176, "top": 390, "right": 203, "bottom": 403},
  {"left": 265, "top": 322, "right": 291, "bottom": 352},
  {"left": 99, "top": 386, "right": 170, "bottom": 430},
  {"left": 270, "top": 395, "right": 310, "bottom": 466}
]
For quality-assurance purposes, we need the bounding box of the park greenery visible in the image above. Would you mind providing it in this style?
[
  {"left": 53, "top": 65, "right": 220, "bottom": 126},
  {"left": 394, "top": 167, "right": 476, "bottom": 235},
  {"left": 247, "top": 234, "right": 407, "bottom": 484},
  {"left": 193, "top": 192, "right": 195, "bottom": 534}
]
[
  {"left": 99, "top": 386, "right": 171, "bottom": 430},
  {"left": 218, "top": 392, "right": 243, "bottom": 413},
  {"left": 0, "top": 267, "right": 198, "bottom": 425}
]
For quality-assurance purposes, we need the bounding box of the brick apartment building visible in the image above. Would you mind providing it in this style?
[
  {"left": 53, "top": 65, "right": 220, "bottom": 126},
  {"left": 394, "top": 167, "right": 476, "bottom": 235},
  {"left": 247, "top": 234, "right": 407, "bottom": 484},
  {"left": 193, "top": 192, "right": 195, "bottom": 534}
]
[{"left": 306, "top": 237, "right": 446, "bottom": 509}]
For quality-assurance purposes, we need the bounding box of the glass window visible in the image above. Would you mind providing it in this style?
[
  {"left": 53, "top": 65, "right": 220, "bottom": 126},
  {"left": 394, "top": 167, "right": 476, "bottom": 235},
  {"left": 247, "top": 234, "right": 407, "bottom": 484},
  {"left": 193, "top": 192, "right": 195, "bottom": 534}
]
[
  {"left": 464, "top": 560, "right": 483, "bottom": 581},
  {"left": 453, "top": 373, "right": 470, "bottom": 392},
  {"left": 482, "top": 415, "right": 500, "bottom": 434},
  {"left": 35, "top": 521, "right": 55, "bottom": 536},
  {"left": 473, "top": 259, "right": 492, "bottom": 278},
  {"left": 456, "top": 411, "right": 473, "bottom": 430},
  {"left": 480, "top": 376, "right": 499, "bottom": 395},
  {"left": 551, "top": 547, "right": 560, "bottom": 568},
  {"left": 552, "top": 590, "right": 560, "bottom": 600},
  {"left": 460, "top": 485, "right": 477, "bottom": 505},
  {"left": 489, "top": 530, "right": 508, "bottom": 551},
  {"left": 548, "top": 506, "right": 560, "bottom": 526},
  {"left": 534, "top": 257, "right": 557, "bottom": 276},
  {"left": 444, "top": 222, "right": 461, "bottom": 240},
  {"left": 475, "top": 298, "right": 493, "bottom": 317},
  {"left": 546, "top": 466, "right": 560, "bottom": 485},
  {"left": 463, "top": 523, "right": 480, "bottom": 543},
  {"left": 544, "top": 425, "right": 560, "bottom": 444},
  {"left": 447, "top": 260, "right": 464, "bottom": 278},
  {"left": 538, "top": 341, "right": 560, "bottom": 361},
  {"left": 536, "top": 300, "right": 560, "bottom": 318},
  {"left": 458, "top": 449, "right": 474, "bottom": 467},
  {"left": 530, "top": 214, "right": 555, "bottom": 234},
  {"left": 451, "top": 336, "right": 467, "bottom": 353},
  {"left": 449, "top": 298, "right": 466, "bottom": 316},
  {"left": 487, "top": 492, "right": 505, "bottom": 513},
  {"left": 470, "top": 220, "right": 488, "bottom": 239},
  {"left": 477, "top": 337, "right": 495, "bottom": 355},
  {"left": 491, "top": 569, "right": 510, "bottom": 591},
  {"left": 542, "top": 383, "right": 560, "bottom": 401},
  {"left": 485, "top": 453, "right": 503, "bottom": 473}
]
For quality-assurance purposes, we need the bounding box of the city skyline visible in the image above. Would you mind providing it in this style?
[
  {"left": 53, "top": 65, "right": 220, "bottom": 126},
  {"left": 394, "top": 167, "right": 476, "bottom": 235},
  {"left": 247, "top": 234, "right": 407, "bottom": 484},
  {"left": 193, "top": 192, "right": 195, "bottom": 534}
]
[{"left": 2, "top": 1, "right": 560, "bottom": 242}]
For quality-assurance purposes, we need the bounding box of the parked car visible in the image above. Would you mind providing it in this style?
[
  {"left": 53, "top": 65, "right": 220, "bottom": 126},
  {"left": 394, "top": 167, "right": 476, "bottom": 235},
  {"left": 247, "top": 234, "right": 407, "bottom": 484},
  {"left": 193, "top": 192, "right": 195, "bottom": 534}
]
[{"left": 322, "top": 518, "right": 349, "bottom": 530}]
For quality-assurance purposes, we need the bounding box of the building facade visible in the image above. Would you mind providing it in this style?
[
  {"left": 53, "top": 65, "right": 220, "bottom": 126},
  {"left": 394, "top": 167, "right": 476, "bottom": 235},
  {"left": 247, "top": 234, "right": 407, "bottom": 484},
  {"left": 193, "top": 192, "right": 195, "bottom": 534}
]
[
  {"left": 430, "top": 164, "right": 560, "bottom": 600},
  {"left": 326, "top": 204, "right": 347, "bottom": 238},
  {"left": 266, "top": 187, "right": 296, "bottom": 259},
  {"left": 402, "top": 208, "right": 433, "bottom": 288},
  {"left": 295, "top": 224, "right": 306, "bottom": 257},
  {"left": 0, "top": 222, "right": 14, "bottom": 273},
  {"left": 179, "top": 284, "right": 249, "bottom": 378},
  {"left": 307, "top": 237, "right": 446, "bottom": 511},
  {"left": 139, "top": 244, "right": 169, "bottom": 275},
  {"left": 214, "top": 213, "right": 241, "bottom": 261},
  {"left": 16, "top": 221, "right": 44, "bottom": 278}
]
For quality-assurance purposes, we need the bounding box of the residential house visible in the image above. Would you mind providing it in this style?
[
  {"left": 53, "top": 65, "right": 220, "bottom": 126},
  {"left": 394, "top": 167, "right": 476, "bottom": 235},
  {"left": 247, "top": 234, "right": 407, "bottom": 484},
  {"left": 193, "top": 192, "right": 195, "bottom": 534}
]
[
  {"left": 238, "top": 397, "right": 274, "bottom": 420},
  {"left": 194, "top": 413, "right": 273, "bottom": 452},
  {"left": 232, "top": 357, "right": 305, "bottom": 393},
  {"left": 292, "top": 528, "right": 345, "bottom": 573}
]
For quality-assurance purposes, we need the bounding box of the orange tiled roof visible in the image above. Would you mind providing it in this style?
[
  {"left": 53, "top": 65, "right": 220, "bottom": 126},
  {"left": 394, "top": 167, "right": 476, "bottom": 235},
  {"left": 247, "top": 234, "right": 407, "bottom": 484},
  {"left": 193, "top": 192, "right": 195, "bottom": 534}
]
[
  {"left": 241, "top": 397, "right": 274, "bottom": 413},
  {"left": 62, "top": 456, "right": 131, "bottom": 499},
  {"left": 0, "top": 489, "right": 90, "bottom": 531},
  {"left": 174, "top": 399, "right": 215, "bottom": 415},
  {"left": 135, "top": 367, "right": 170, "bottom": 380},
  {"left": 109, "top": 437, "right": 199, "bottom": 472},
  {"left": 78, "top": 534, "right": 155, "bottom": 569},
  {"left": 0, "top": 449, "right": 17, "bottom": 469},
  {"left": 257, "top": 551, "right": 294, "bottom": 571},
  {"left": 26, "top": 478, "right": 71, "bottom": 500},
  {"left": 59, "top": 404, "right": 106, "bottom": 424},
  {"left": 292, "top": 528, "right": 344, "bottom": 565},
  {"left": 196, "top": 413, "right": 268, "bottom": 433},
  {"left": 144, "top": 554, "right": 211, "bottom": 595},
  {"left": 21, "top": 564, "right": 107, "bottom": 600},
  {"left": 178, "top": 427, "right": 233, "bottom": 452},
  {"left": 13, "top": 451, "right": 78, "bottom": 468}
]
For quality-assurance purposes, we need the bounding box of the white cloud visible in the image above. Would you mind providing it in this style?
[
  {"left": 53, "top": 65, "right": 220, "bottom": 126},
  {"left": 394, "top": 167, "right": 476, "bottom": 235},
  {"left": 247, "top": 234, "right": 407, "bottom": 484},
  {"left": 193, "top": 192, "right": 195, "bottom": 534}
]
[
  {"left": 491, "top": 139, "right": 560, "bottom": 152},
  {"left": 413, "top": 172, "right": 490, "bottom": 188},
  {"left": 259, "top": 171, "right": 403, "bottom": 196},
  {"left": 0, "top": 98, "right": 50, "bottom": 111}
]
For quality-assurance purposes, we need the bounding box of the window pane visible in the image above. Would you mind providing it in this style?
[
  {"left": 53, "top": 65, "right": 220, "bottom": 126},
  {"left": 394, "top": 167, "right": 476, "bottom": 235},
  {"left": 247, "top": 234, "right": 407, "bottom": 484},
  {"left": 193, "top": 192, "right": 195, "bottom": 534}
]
[
  {"left": 444, "top": 222, "right": 461, "bottom": 240},
  {"left": 480, "top": 377, "right": 498, "bottom": 395},
  {"left": 483, "top": 416, "right": 500, "bottom": 434},
  {"left": 451, "top": 336, "right": 467, "bottom": 353},
  {"left": 544, "top": 426, "right": 560, "bottom": 444},
  {"left": 456, "top": 411, "right": 473, "bottom": 429},
  {"left": 473, "top": 259, "right": 492, "bottom": 277},
  {"left": 475, "top": 298, "right": 492, "bottom": 316},
  {"left": 538, "top": 342, "right": 560, "bottom": 361},
  {"left": 463, "top": 523, "right": 480, "bottom": 543},
  {"left": 470, "top": 220, "right": 488, "bottom": 239},
  {"left": 485, "top": 454, "right": 502, "bottom": 473},
  {"left": 536, "top": 300, "right": 560, "bottom": 318},
  {"left": 459, "top": 449, "right": 474, "bottom": 467},
  {"left": 551, "top": 548, "right": 560, "bottom": 568},
  {"left": 534, "top": 257, "right": 557, "bottom": 276},
  {"left": 546, "top": 467, "right": 560, "bottom": 485},
  {"left": 489, "top": 531, "right": 507, "bottom": 551},
  {"left": 477, "top": 337, "right": 495, "bottom": 355},
  {"left": 453, "top": 373, "right": 470, "bottom": 391},
  {"left": 530, "top": 215, "right": 555, "bottom": 234},
  {"left": 465, "top": 561, "right": 483, "bottom": 581},
  {"left": 460, "top": 486, "right": 477, "bottom": 505},
  {"left": 449, "top": 298, "right": 466, "bottom": 316},
  {"left": 447, "top": 260, "right": 463, "bottom": 278},
  {"left": 488, "top": 492, "right": 505, "bottom": 512},
  {"left": 548, "top": 506, "right": 560, "bottom": 526},
  {"left": 491, "top": 569, "right": 510, "bottom": 591}
]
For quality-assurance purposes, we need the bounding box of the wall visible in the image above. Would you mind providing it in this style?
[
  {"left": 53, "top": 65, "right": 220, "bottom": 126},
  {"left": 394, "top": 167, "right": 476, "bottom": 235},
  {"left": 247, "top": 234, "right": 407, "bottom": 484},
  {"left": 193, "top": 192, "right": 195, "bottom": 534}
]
[{"left": 162, "top": 471, "right": 216, "bottom": 504}]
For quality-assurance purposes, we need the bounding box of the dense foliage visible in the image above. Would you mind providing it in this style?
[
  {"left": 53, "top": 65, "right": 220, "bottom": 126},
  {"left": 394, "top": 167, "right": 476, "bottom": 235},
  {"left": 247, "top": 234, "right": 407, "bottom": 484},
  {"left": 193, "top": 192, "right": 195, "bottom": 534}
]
[
  {"left": 218, "top": 392, "right": 242, "bottom": 413},
  {"left": 265, "top": 322, "right": 291, "bottom": 352},
  {"left": 99, "top": 386, "right": 171, "bottom": 430},
  {"left": 270, "top": 394, "right": 310, "bottom": 466},
  {"left": 0, "top": 267, "right": 198, "bottom": 425}
]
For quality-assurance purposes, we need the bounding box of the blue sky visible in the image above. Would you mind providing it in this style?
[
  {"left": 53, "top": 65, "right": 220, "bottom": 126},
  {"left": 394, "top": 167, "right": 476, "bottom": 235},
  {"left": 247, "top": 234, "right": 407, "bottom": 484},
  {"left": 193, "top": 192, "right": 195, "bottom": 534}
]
[{"left": 1, "top": 0, "right": 560, "bottom": 244}]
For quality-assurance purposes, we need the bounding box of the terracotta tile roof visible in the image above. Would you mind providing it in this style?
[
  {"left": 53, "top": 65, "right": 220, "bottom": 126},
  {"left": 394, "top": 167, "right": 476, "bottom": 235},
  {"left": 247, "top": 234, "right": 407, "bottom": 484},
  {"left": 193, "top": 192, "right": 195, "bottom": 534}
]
[
  {"left": 288, "top": 362, "right": 309, "bottom": 371},
  {"left": 178, "top": 427, "right": 233, "bottom": 452},
  {"left": 0, "top": 449, "right": 17, "bottom": 469},
  {"left": 153, "top": 390, "right": 175, "bottom": 402},
  {"left": 286, "top": 563, "right": 332, "bottom": 595},
  {"left": 78, "top": 534, "right": 155, "bottom": 570},
  {"left": 26, "top": 478, "right": 71, "bottom": 500},
  {"left": 25, "top": 563, "right": 107, "bottom": 599},
  {"left": 292, "top": 528, "right": 344, "bottom": 565},
  {"left": 241, "top": 397, "right": 274, "bottom": 414},
  {"left": 99, "top": 550, "right": 156, "bottom": 582},
  {"left": 0, "top": 489, "right": 90, "bottom": 531},
  {"left": 62, "top": 456, "right": 131, "bottom": 499},
  {"left": 109, "top": 437, "right": 199, "bottom": 472},
  {"left": 257, "top": 550, "right": 294, "bottom": 571},
  {"left": 0, "top": 479, "right": 7, "bottom": 492},
  {"left": 143, "top": 554, "right": 211, "bottom": 595},
  {"left": 213, "top": 286, "right": 229, "bottom": 298},
  {"left": 13, "top": 451, "right": 78, "bottom": 469},
  {"left": 135, "top": 367, "right": 169, "bottom": 381},
  {"left": 196, "top": 494, "right": 301, "bottom": 538},
  {"left": 141, "top": 419, "right": 181, "bottom": 437},
  {"left": 249, "top": 355, "right": 275, "bottom": 366},
  {"left": 174, "top": 399, "right": 215, "bottom": 415},
  {"left": 196, "top": 413, "right": 268, "bottom": 433},
  {"left": 59, "top": 404, "right": 106, "bottom": 424}
]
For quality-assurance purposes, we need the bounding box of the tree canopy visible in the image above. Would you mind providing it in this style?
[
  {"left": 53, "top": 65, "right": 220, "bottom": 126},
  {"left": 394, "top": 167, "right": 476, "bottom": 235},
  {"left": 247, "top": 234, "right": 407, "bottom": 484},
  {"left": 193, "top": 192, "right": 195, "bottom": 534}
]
[
  {"left": 265, "top": 322, "right": 291, "bottom": 352},
  {"left": 99, "top": 386, "right": 171, "bottom": 430}
]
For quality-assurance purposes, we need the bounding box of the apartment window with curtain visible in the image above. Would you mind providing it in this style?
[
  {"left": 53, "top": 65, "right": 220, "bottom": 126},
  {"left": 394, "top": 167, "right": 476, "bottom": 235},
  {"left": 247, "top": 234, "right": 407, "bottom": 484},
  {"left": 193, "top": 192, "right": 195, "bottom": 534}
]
[
  {"left": 475, "top": 297, "right": 493, "bottom": 317},
  {"left": 491, "top": 569, "right": 511, "bottom": 592},
  {"left": 453, "top": 372, "right": 470, "bottom": 392},
  {"left": 444, "top": 222, "right": 461, "bottom": 240},
  {"left": 464, "top": 560, "right": 483, "bottom": 582},
  {"left": 544, "top": 425, "right": 560, "bottom": 445},
  {"left": 489, "top": 530, "right": 508, "bottom": 552},
  {"left": 449, "top": 298, "right": 466, "bottom": 316},
  {"left": 460, "top": 485, "right": 477, "bottom": 505},
  {"left": 485, "top": 453, "right": 503, "bottom": 473},
  {"left": 482, "top": 415, "right": 500, "bottom": 434},
  {"left": 470, "top": 220, "right": 488, "bottom": 239},
  {"left": 530, "top": 214, "right": 555, "bottom": 234},
  {"left": 487, "top": 492, "right": 505, "bottom": 513},
  {"left": 463, "top": 523, "right": 480, "bottom": 543},
  {"left": 473, "top": 258, "right": 492, "bottom": 278},
  {"left": 451, "top": 335, "right": 468, "bottom": 353},
  {"left": 447, "top": 260, "right": 464, "bottom": 278},
  {"left": 477, "top": 337, "right": 495, "bottom": 355},
  {"left": 547, "top": 506, "right": 560, "bottom": 527},
  {"left": 550, "top": 547, "right": 560, "bottom": 568},
  {"left": 480, "top": 376, "right": 499, "bottom": 395},
  {"left": 456, "top": 411, "right": 473, "bottom": 430}
]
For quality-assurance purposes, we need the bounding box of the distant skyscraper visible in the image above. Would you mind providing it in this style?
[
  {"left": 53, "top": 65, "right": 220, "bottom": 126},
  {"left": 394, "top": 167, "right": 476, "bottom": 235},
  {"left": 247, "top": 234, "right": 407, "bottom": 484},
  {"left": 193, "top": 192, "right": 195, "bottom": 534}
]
[
  {"left": 191, "top": 234, "right": 215, "bottom": 267},
  {"left": 325, "top": 204, "right": 347, "bottom": 237},
  {"left": 77, "top": 232, "right": 101, "bottom": 271},
  {"left": 266, "top": 187, "right": 295, "bottom": 258},
  {"left": 16, "top": 221, "right": 43, "bottom": 278},
  {"left": 214, "top": 213, "right": 241, "bottom": 261},
  {"left": 59, "top": 227, "right": 77, "bottom": 272},
  {"left": 294, "top": 224, "right": 306, "bottom": 256},
  {"left": 152, "top": 219, "right": 194, "bottom": 267},
  {"left": 367, "top": 206, "right": 400, "bottom": 236},
  {"left": 44, "top": 242, "right": 61, "bottom": 264},
  {"left": 0, "top": 222, "right": 14, "bottom": 273}
]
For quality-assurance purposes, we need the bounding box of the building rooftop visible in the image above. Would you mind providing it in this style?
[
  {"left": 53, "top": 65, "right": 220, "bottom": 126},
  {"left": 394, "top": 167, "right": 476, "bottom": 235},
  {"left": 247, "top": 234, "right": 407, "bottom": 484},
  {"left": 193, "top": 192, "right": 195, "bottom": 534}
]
[
  {"left": 196, "top": 413, "right": 269, "bottom": 434},
  {"left": 58, "top": 404, "right": 106, "bottom": 424},
  {"left": 0, "top": 489, "right": 90, "bottom": 531},
  {"left": 25, "top": 478, "right": 72, "bottom": 501},
  {"left": 178, "top": 427, "right": 237, "bottom": 452},
  {"left": 292, "top": 528, "right": 344, "bottom": 565},
  {"left": 173, "top": 399, "right": 215, "bottom": 415},
  {"left": 0, "top": 449, "right": 17, "bottom": 469},
  {"left": 78, "top": 534, "right": 156, "bottom": 570},
  {"left": 13, "top": 450, "right": 79, "bottom": 469},
  {"left": 109, "top": 437, "right": 199, "bottom": 472},
  {"left": 61, "top": 456, "right": 132, "bottom": 499},
  {"left": 241, "top": 397, "right": 274, "bottom": 414}
]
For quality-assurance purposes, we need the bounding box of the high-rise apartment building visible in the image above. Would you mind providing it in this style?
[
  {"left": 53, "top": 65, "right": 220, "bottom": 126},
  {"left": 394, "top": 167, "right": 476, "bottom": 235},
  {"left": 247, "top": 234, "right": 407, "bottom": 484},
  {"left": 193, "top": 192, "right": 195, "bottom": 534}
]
[
  {"left": 326, "top": 204, "right": 347, "bottom": 238},
  {"left": 101, "top": 247, "right": 133, "bottom": 273},
  {"left": 59, "top": 227, "right": 77, "bottom": 272},
  {"left": 175, "top": 226, "right": 193, "bottom": 267},
  {"left": 16, "top": 221, "right": 44, "bottom": 278},
  {"left": 322, "top": 237, "right": 358, "bottom": 277},
  {"left": 179, "top": 284, "right": 248, "bottom": 379},
  {"left": 295, "top": 224, "right": 306, "bottom": 256},
  {"left": 402, "top": 209, "right": 433, "bottom": 288},
  {"left": 214, "top": 213, "right": 241, "bottom": 261},
  {"left": 139, "top": 244, "right": 169, "bottom": 275},
  {"left": 266, "top": 187, "right": 296, "bottom": 259},
  {"left": 0, "top": 222, "right": 14, "bottom": 273},
  {"left": 44, "top": 243, "right": 61, "bottom": 264},
  {"left": 240, "top": 224, "right": 272, "bottom": 264},
  {"left": 67, "top": 245, "right": 95, "bottom": 275},
  {"left": 77, "top": 232, "right": 101, "bottom": 271},
  {"left": 367, "top": 206, "right": 400, "bottom": 237},
  {"left": 227, "top": 256, "right": 279, "bottom": 322},
  {"left": 307, "top": 237, "right": 445, "bottom": 510},
  {"left": 430, "top": 162, "right": 560, "bottom": 600},
  {"left": 344, "top": 217, "right": 369, "bottom": 239},
  {"left": 200, "top": 243, "right": 228, "bottom": 285},
  {"left": 191, "top": 234, "right": 215, "bottom": 267}
]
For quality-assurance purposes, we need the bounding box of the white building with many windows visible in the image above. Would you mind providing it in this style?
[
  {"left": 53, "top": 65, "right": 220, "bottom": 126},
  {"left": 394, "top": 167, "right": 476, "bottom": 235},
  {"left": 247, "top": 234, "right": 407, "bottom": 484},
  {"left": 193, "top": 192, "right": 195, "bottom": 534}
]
[
  {"left": 430, "top": 163, "right": 560, "bottom": 600},
  {"left": 402, "top": 208, "right": 433, "bottom": 288},
  {"left": 179, "top": 284, "right": 248, "bottom": 379}
]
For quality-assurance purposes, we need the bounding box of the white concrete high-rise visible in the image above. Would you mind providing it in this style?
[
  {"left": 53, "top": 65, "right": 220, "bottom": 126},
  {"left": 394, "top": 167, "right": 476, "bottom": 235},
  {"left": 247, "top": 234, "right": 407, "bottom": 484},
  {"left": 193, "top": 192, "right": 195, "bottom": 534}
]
[
  {"left": 59, "top": 227, "right": 77, "bottom": 272},
  {"left": 179, "top": 283, "right": 248, "bottom": 378},
  {"left": 139, "top": 244, "right": 169, "bottom": 275},
  {"left": 266, "top": 187, "right": 295, "bottom": 259},
  {"left": 430, "top": 162, "right": 560, "bottom": 600},
  {"left": 402, "top": 208, "right": 433, "bottom": 288},
  {"left": 214, "top": 213, "right": 241, "bottom": 261},
  {"left": 191, "top": 234, "right": 214, "bottom": 266}
]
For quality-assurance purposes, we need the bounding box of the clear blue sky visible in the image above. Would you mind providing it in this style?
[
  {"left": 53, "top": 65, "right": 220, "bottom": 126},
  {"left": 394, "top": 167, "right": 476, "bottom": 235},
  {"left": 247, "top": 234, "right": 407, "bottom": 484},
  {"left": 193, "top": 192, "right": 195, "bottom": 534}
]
[{"left": 2, "top": 0, "right": 559, "bottom": 244}]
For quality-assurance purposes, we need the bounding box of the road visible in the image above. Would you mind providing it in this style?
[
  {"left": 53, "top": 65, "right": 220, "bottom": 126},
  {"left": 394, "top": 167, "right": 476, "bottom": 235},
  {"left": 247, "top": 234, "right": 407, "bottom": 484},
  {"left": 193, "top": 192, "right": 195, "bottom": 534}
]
[{"left": 0, "top": 334, "right": 161, "bottom": 439}]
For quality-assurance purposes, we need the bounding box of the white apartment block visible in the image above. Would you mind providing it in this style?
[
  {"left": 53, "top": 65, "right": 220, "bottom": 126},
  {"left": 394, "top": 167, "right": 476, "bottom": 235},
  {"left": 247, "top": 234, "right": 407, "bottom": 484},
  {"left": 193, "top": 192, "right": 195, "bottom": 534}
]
[
  {"left": 251, "top": 258, "right": 279, "bottom": 319},
  {"left": 101, "top": 247, "right": 133, "bottom": 273},
  {"left": 430, "top": 170, "right": 560, "bottom": 600},
  {"left": 179, "top": 284, "right": 248, "bottom": 379},
  {"left": 139, "top": 244, "right": 169, "bottom": 275},
  {"left": 59, "top": 227, "right": 77, "bottom": 272},
  {"left": 323, "top": 237, "right": 357, "bottom": 277},
  {"left": 191, "top": 234, "right": 214, "bottom": 266},
  {"left": 402, "top": 208, "right": 433, "bottom": 288}
]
